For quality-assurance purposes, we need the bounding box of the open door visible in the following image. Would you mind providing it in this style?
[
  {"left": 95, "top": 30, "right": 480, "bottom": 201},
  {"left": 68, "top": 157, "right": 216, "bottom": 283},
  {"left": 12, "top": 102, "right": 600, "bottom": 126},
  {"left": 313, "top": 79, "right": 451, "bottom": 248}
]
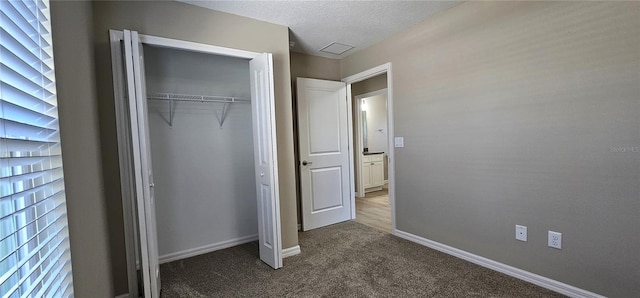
[
  {"left": 297, "top": 78, "right": 352, "bottom": 231},
  {"left": 113, "top": 30, "right": 283, "bottom": 296},
  {"left": 123, "top": 30, "right": 161, "bottom": 297},
  {"left": 250, "top": 53, "right": 283, "bottom": 269}
]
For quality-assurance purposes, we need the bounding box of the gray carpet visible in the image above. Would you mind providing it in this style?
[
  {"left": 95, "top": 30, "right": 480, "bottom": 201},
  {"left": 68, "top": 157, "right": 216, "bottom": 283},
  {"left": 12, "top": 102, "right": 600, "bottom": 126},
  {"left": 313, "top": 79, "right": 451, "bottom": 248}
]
[{"left": 160, "top": 221, "right": 564, "bottom": 297}]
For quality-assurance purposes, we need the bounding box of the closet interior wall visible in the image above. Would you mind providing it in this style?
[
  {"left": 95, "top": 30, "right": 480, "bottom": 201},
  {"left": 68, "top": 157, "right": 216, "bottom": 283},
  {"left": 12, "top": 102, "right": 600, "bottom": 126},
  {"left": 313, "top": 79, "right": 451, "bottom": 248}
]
[{"left": 143, "top": 45, "right": 257, "bottom": 261}]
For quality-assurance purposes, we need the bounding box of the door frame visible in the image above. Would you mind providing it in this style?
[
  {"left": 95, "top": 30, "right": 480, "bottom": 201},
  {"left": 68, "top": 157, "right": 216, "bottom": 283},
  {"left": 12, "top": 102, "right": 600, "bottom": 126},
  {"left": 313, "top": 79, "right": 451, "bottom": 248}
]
[
  {"left": 342, "top": 63, "right": 396, "bottom": 234},
  {"left": 109, "top": 31, "right": 283, "bottom": 296},
  {"left": 354, "top": 88, "right": 388, "bottom": 198}
]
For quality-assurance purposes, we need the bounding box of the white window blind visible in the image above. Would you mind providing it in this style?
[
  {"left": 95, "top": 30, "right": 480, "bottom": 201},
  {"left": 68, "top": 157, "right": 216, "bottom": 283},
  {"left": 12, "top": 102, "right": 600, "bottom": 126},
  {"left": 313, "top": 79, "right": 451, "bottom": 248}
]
[{"left": 0, "top": 0, "right": 73, "bottom": 297}]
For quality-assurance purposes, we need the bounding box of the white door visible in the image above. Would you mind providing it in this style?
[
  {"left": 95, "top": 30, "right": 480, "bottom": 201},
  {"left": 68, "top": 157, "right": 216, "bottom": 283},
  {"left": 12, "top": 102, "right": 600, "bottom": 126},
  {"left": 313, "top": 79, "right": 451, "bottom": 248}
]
[
  {"left": 123, "top": 30, "right": 161, "bottom": 297},
  {"left": 297, "top": 78, "right": 351, "bottom": 231},
  {"left": 250, "top": 53, "right": 283, "bottom": 269}
]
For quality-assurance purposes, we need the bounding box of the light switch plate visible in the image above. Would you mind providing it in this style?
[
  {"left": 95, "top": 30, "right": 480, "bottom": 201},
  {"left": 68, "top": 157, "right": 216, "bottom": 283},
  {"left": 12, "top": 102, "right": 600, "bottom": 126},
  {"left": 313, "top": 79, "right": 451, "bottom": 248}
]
[{"left": 394, "top": 137, "right": 404, "bottom": 148}]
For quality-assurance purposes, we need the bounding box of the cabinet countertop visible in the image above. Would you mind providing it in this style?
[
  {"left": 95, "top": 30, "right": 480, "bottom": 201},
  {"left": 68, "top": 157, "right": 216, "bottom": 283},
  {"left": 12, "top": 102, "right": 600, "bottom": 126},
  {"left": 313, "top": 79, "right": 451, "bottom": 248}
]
[{"left": 363, "top": 152, "right": 384, "bottom": 155}]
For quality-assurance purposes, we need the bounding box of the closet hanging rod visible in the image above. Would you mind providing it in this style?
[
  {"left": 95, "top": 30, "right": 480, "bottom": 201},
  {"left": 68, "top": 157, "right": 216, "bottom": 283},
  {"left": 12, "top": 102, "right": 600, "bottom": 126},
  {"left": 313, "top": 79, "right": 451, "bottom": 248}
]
[
  {"left": 146, "top": 92, "right": 249, "bottom": 128},
  {"left": 147, "top": 92, "right": 250, "bottom": 103}
]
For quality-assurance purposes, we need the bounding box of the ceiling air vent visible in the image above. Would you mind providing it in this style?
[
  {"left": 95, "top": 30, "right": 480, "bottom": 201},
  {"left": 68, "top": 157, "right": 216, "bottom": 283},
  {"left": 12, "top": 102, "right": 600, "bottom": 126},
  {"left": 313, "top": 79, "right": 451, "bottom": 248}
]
[{"left": 319, "top": 42, "right": 354, "bottom": 55}]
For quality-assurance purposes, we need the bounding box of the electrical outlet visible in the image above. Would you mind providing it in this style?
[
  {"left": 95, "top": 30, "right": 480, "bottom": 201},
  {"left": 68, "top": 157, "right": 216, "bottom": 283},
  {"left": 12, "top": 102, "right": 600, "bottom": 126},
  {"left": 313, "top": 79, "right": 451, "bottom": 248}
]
[
  {"left": 548, "top": 231, "right": 562, "bottom": 249},
  {"left": 515, "top": 225, "right": 527, "bottom": 242}
]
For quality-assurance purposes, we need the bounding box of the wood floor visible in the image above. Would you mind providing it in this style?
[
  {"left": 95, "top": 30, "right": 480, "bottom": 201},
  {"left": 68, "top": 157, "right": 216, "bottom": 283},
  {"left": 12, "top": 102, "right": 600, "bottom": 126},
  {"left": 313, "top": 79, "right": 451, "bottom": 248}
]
[{"left": 355, "top": 187, "right": 391, "bottom": 233}]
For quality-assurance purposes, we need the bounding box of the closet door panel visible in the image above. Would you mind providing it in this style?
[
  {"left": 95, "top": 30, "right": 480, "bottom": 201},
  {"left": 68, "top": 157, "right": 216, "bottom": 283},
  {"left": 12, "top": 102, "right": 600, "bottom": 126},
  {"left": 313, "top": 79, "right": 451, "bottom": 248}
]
[
  {"left": 124, "top": 30, "right": 161, "bottom": 298},
  {"left": 250, "top": 53, "right": 282, "bottom": 269}
]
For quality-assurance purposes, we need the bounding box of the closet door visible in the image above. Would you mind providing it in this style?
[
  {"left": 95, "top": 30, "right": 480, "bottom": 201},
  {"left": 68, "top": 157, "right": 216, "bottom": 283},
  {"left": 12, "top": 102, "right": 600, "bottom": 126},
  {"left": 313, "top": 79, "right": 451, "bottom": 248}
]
[
  {"left": 123, "top": 30, "right": 161, "bottom": 297},
  {"left": 250, "top": 53, "right": 283, "bottom": 269}
]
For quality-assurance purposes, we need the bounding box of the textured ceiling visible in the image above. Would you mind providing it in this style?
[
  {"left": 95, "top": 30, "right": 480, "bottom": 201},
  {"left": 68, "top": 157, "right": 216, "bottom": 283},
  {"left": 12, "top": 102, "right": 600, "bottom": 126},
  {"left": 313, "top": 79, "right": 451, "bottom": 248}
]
[{"left": 178, "top": 1, "right": 463, "bottom": 59}]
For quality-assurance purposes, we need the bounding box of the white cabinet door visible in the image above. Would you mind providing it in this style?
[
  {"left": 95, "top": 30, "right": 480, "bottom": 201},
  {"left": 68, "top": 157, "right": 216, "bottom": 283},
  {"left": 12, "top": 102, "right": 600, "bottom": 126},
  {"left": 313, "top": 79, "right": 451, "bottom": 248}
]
[
  {"left": 362, "top": 161, "right": 372, "bottom": 188},
  {"left": 371, "top": 161, "right": 384, "bottom": 187},
  {"left": 297, "top": 78, "right": 351, "bottom": 231}
]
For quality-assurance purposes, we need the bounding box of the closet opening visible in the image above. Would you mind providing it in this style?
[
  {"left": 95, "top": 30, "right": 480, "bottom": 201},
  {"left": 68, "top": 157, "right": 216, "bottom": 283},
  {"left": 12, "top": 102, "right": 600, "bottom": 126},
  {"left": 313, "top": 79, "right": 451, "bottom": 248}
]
[
  {"left": 143, "top": 45, "right": 258, "bottom": 263},
  {"left": 110, "top": 30, "right": 282, "bottom": 298}
]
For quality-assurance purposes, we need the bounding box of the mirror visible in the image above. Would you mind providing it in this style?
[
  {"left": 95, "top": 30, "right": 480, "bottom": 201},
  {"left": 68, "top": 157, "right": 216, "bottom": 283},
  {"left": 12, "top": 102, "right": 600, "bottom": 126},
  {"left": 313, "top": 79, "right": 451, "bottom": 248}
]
[{"left": 362, "top": 110, "right": 368, "bottom": 152}]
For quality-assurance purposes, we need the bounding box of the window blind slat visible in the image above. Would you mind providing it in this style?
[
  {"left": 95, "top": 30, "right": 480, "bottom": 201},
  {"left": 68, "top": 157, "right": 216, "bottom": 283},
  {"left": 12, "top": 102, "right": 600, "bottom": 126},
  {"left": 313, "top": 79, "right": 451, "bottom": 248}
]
[
  {"left": 42, "top": 259, "right": 71, "bottom": 298},
  {"left": 0, "top": 190, "right": 66, "bottom": 248},
  {"left": 15, "top": 238, "right": 67, "bottom": 296},
  {"left": 31, "top": 249, "right": 70, "bottom": 298},
  {"left": 0, "top": 5, "right": 38, "bottom": 47},
  {"left": 0, "top": 0, "right": 73, "bottom": 295},
  {"left": 1, "top": 48, "right": 52, "bottom": 85},
  {"left": 0, "top": 82, "right": 56, "bottom": 113},
  {"left": 0, "top": 29, "right": 39, "bottom": 70},
  {"left": 0, "top": 178, "right": 64, "bottom": 205},
  {"left": 0, "top": 155, "right": 62, "bottom": 179},
  {"left": 0, "top": 119, "right": 57, "bottom": 143},
  {"left": 0, "top": 194, "right": 64, "bottom": 242},
  {"left": 0, "top": 100, "right": 56, "bottom": 125},
  {"left": 0, "top": 138, "right": 60, "bottom": 157},
  {"left": 0, "top": 16, "right": 39, "bottom": 59},
  {"left": 0, "top": 66, "right": 53, "bottom": 99}
]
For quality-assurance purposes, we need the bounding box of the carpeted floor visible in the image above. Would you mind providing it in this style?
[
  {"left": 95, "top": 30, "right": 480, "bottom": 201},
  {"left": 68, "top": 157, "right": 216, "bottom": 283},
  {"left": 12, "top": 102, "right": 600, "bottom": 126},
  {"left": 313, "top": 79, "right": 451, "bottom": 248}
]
[{"left": 160, "top": 221, "right": 564, "bottom": 297}]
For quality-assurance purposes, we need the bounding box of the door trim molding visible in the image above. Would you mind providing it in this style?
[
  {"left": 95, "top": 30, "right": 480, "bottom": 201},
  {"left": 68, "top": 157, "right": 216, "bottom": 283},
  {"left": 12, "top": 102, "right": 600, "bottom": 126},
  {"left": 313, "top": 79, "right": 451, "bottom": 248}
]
[
  {"left": 395, "top": 230, "right": 605, "bottom": 298},
  {"left": 139, "top": 34, "right": 259, "bottom": 59},
  {"left": 342, "top": 63, "right": 395, "bottom": 233}
]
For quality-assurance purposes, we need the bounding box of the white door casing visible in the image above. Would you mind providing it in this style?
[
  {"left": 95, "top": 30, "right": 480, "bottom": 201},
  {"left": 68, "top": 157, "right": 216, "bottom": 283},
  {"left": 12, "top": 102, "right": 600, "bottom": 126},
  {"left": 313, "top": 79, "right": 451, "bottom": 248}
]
[
  {"left": 250, "top": 53, "right": 283, "bottom": 269},
  {"left": 123, "top": 30, "right": 161, "bottom": 297},
  {"left": 297, "top": 78, "right": 352, "bottom": 231}
]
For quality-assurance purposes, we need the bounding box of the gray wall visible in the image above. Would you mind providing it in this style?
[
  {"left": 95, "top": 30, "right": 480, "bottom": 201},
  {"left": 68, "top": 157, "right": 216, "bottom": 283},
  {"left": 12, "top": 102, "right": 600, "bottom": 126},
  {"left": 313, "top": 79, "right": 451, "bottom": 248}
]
[
  {"left": 50, "top": 1, "right": 114, "bottom": 297},
  {"left": 144, "top": 46, "right": 258, "bottom": 259},
  {"left": 341, "top": 1, "right": 640, "bottom": 296}
]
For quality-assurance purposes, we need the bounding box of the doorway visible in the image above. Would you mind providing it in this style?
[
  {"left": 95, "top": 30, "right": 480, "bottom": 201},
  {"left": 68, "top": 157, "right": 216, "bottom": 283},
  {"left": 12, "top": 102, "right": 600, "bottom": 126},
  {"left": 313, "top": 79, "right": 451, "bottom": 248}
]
[
  {"left": 109, "top": 30, "right": 283, "bottom": 298},
  {"left": 343, "top": 63, "right": 395, "bottom": 235},
  {"left": 353, "top": 86, "right": 391, "bottom": 233},
  {"left": 296, "top": 63, "right": 395, "bottom": 234}
]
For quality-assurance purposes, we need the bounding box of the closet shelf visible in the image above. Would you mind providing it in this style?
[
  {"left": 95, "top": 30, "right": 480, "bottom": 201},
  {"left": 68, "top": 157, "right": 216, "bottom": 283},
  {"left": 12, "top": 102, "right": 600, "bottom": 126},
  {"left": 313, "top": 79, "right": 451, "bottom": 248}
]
[{"left": 147, "top": 92, "right": 250, "bottom": 128}]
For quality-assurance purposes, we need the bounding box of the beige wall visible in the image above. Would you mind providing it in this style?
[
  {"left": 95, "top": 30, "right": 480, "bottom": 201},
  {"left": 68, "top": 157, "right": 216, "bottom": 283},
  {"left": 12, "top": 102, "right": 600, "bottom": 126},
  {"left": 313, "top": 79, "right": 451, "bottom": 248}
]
[
  {"left": 341, "top": 2, "right": 640, "bottom": 297},
  {"left": 50, "top": 1, "right": 114, "bottom": 297},
  {"left": 290, "top": 52, "right": 341, "bottom": 82},
  {"left": 289, "top": 52, "right": 341, "bottom": 224},
  {"left": 89, "top": 1, "right": 298, "bottom": 294},
  {"left": 351, "top": 73, "right": 387, "bottom": 98}
]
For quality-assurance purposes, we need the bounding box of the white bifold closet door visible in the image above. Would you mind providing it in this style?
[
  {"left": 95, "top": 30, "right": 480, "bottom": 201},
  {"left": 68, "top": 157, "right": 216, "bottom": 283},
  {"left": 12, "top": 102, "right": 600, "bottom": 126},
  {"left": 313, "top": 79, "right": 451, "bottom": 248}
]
[
  {"left": 117, "top": 30, "right": 283, "bottom": 298},
  {"left": 122, "top": 30, "right": 161, "bottom": 298}
]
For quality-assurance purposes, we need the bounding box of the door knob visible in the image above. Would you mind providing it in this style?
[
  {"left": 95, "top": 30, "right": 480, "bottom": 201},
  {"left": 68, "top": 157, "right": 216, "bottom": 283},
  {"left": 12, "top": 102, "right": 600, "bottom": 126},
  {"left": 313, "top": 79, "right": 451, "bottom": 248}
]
[
  {"left": 149, "top": 183, "right": 155, "bottom": 188},
  {"left": 302, "top": 160, "right": 313, "bottom": 166}
]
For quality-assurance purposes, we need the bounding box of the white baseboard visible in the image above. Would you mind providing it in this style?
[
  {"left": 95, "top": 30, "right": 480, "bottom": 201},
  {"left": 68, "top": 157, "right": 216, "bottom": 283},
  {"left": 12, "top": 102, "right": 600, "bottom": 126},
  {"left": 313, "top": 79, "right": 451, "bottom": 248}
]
[
  {"left": 115, "top": 294, "right": 129, "bottom": 298},
  {"left": 282, "top": 245, "right": 301, "bottom": 258},
  {"left": 394, "top": 230, "right": 604, "bottom": 298},
  {"left": 159, "top": 234, "right": 258, "bottom": 264}
]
